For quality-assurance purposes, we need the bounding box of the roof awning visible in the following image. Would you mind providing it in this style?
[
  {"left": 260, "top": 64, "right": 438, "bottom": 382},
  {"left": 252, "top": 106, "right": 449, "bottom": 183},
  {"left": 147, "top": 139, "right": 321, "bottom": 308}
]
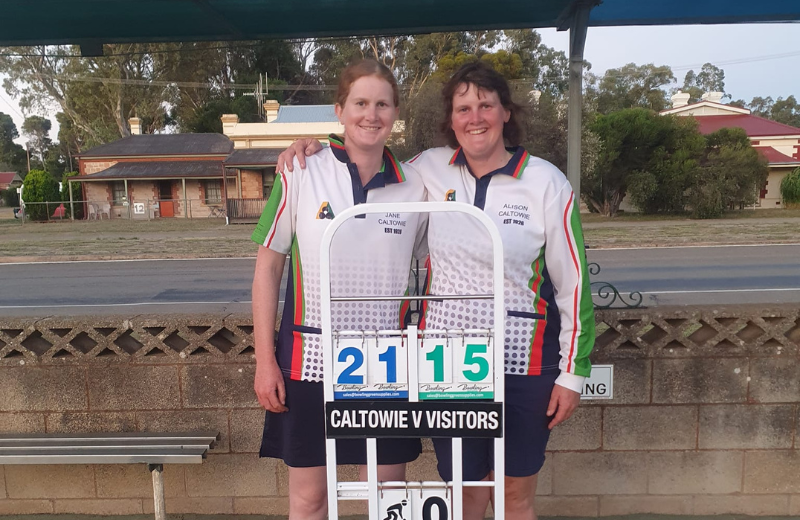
[
  {"left": 77, "top": 134, "right": 233, "bottom": 158},
  {"left": 3, "top": 1, "right": 798, "bottom": 47},
  {"left": 757, "top": 147, "right": 800, "bottom": 165},
  {"left": 73, "top": 160, "right": 224, "bottom": 181},
  {"left": 589, "top": 0, "right": 800, "bottom": 26},
  {"left": 694, "top": 114, "right": 800, "bottom": 137},
  {"left": 224, "top": 149, "right": 283, "bottom": 168}
]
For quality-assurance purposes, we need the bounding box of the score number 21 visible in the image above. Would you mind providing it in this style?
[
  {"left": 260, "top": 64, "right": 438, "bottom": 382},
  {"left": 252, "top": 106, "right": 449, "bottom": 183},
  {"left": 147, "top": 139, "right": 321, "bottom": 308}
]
[{"left": 335, "top": 338, "right": 408, "bottom": 385}]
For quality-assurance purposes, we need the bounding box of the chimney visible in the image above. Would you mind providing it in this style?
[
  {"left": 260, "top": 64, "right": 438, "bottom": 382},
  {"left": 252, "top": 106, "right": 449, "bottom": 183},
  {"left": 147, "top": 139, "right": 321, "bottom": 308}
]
[
  {"left": 701, "top": 91, "right": 724, "bottom": 104},
  {"left": 670, "top": 91, "right": 690, "bottom": 109},
  {"left": 264, "top": 99, "right": 280, "bottom": 123},
  {"left": 220, "top": 114, "right": 239, "bottom": 136},
  {"left": 129, "top": 117, "right": 141, "bottom": 135}
]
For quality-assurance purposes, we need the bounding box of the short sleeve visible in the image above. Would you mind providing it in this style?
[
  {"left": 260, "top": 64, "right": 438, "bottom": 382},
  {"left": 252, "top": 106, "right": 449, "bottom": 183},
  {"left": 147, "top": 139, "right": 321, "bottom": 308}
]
[{"left": 250, "top": 167, "right": 297, "bottom": 254}]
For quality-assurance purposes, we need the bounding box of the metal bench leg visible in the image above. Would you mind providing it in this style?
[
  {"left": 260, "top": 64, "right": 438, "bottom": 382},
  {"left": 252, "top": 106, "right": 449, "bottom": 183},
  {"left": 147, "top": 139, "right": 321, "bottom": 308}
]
[{"left": 149, "top": 464, "right": 166, "bottom": 520}]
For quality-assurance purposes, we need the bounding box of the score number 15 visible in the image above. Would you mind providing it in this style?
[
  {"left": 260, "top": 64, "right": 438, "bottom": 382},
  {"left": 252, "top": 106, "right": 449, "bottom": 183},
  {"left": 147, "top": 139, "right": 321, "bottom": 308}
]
[{"left": 419, "top": 338, "right": 492, "bottom": 384}]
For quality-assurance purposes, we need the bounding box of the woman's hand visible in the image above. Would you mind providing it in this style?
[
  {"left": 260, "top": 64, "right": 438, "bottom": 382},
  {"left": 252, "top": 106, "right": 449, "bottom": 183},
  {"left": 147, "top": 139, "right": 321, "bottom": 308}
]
[
  {"left": 546, "top": 384, "right": 580, "bottom": 429},
  {"left": 254, "top": 360, "right": 288, "bottom": 413},
  {"left": 276, "top": 139, "right": 325, "bottom": 172}
]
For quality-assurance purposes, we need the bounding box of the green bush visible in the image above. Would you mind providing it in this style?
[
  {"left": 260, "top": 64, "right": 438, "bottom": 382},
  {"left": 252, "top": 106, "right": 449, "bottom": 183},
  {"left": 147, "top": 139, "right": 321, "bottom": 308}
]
[
  {"left": 781, "top": 167, "right": 800, "bottom": 206},
  {"left": 60, "top": 171, "right": 84, "bottom": 219},
  {"left": 689, "top": 180, "right": 725, "bottom": 219},
  {"left": 691, "top": 128, "right": 768, "bottom": 215},
  {"left": 586, "top": 109, "right": 704, "bottom": 216},
  {"left": 21, "top": 169, "right": 60, "bottom": 221}
]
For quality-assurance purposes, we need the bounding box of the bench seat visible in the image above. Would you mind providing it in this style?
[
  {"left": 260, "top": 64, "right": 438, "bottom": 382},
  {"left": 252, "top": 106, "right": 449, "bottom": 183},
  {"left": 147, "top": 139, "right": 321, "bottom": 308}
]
[{"left": 0, "top": 432, "right": 218, "bottom": 520}]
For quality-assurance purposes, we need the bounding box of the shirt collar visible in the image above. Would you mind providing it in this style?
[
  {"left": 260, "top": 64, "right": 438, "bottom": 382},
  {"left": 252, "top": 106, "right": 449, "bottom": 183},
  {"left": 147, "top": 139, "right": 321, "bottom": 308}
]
[
  {"left": 328, "top": 134, "right": 407, "bottom": 184},
  {"left": 448, "top": 146, "right": 531, "bottom": 179}
]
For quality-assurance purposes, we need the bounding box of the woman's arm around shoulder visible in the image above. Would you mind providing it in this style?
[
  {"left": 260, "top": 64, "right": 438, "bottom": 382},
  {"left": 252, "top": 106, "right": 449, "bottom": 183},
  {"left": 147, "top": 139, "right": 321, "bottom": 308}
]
[{"left": 276, "top": 139, "right": 325, "bottom": 172}]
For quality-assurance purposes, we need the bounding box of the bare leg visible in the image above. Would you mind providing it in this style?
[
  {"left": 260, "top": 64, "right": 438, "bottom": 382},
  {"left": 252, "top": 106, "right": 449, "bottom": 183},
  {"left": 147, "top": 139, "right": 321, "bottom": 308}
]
[
  {"left": 490, "top": 473, "right": 539, "bottom": 520},
  {"left": 462, "top": 474, "right": 491, "bottom": 520},
  {"left": 288, "top": 466, "right": 328, "bottom": 520}
]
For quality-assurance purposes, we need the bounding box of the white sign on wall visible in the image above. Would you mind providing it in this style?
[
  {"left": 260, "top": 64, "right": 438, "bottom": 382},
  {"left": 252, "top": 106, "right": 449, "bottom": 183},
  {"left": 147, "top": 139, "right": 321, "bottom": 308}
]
[
  {"left": 580, "top": 364, "right": 613, "bottom": 400},
  {"left": 133, "top": 202, "right": 145, "bottom": 215}
]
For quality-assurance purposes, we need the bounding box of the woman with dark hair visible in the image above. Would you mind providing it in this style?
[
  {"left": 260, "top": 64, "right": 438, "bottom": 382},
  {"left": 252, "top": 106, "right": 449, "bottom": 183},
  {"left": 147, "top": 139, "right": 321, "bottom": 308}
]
[
  {"left": 278, "top": 61, "right": 595, "bottom": 520},
  {"left": 252, "top": 59, "right": 424, "bottom": 520}
]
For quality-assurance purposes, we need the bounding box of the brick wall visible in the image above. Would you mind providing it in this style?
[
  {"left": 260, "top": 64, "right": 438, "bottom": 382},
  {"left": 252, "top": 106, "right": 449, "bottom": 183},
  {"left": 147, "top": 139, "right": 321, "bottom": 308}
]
[
  {"left": 240, "top": 169, "right": 265, "bottom": 199},
  {"left": 0, "top": 305, "right": 798, "bottom": 516},
  {"left": 83, "top": 183, "right": 110, "bottom": 205},
  {"left": 81, "top": 161, "right": 118, "bottom": 175}
]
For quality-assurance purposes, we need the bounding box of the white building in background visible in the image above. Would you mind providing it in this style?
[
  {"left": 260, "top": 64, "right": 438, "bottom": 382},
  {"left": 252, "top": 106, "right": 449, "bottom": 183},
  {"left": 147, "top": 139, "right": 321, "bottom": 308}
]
[
  {"left": 221, "top": 99, "right": 405, "bottom": 150},
  {"left": 661, "top": 92, "right": 800, "bottom": 209}
]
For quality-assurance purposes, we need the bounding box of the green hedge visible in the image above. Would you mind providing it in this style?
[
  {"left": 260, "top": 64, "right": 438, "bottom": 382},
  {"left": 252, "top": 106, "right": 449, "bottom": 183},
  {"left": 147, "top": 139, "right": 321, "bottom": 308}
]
[
  {"left": 21, "top": 169, "right": 60, "bottom": 221},
  {"left": 780, "top": 167, "right": 800, "bottom": 206}
]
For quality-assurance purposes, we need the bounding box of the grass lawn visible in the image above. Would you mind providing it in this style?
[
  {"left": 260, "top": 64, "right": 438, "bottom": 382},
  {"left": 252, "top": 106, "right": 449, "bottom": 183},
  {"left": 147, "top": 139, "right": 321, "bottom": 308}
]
[
  {"left": 0, "top": 215, "right": 236, "bottom": 234},
  {"left": 0, "top": 210, "right": 797, "bottom": 260},
  {"left": 580, "top": 207, "right": 800, "bottom": 223},
  {"left": 0, "top": 216, "right": 257, "bottom": 259},
  {"left": 0, "top": 206, "right": 16, "bottom": 220}
]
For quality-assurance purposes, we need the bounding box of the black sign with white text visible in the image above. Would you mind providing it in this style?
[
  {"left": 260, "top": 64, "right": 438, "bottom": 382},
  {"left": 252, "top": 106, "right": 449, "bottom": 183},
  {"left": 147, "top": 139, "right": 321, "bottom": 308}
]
[{"left": 325, "top": 401, "right": 503, "bottom": 439}]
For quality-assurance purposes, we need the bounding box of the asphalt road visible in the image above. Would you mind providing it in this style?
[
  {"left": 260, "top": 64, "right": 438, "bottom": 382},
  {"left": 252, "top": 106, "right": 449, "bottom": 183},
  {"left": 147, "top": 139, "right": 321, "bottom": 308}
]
[
  {"left": 586, "top": 244, "right": 800, "bottom": 307},
  {"left": 0, "top": 244, "right": 798, "bottom": 317}
]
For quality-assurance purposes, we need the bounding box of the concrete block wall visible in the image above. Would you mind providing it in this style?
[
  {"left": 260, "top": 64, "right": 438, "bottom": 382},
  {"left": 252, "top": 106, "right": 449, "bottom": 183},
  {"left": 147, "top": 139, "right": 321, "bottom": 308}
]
[{"left": 0, "top": 305, "right": 798, "bottom": 516}]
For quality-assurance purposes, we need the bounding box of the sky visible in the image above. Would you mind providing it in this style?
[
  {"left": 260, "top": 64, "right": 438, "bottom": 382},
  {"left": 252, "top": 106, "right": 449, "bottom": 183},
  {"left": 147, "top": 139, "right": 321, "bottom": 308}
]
[
  {"left": 1, "top": 22, "right": 798, "bottom": 146},
  {"left": 537, "top": 23, "right": 800, "bottom": 102}
]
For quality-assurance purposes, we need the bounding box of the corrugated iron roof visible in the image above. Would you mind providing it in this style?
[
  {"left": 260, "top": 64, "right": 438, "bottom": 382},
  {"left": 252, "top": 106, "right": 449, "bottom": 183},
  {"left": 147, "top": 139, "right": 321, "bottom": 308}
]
[
  {"left": 756, "top": 147, "right": 800, "bottom": 164},
  {"left": 79, "top": 160, "right": 224, "bottom": 180},
  {"left": 78, "top": 134, "right": 233, "bottom": 158},
  {"left": 0, "top": 172, "right": 22, "bottom": 184},
  {"left": 224, "top": 148, "right": 283, "bottom": 167},
  {"left": 273, "top": 105, "right": 339, "bottom": 123},
  {"left": 694, "top": 114, "right": 800, "bottom": 137}
]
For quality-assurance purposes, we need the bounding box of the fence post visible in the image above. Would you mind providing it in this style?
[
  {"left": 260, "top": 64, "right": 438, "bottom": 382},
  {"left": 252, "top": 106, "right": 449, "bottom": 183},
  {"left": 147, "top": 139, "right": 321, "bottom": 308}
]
[
  {"left": 69, "top": 182, "right": 75, "bottom": 221},
  {"left": 182, "top": 179, "right": 188, "bottom": 219}
]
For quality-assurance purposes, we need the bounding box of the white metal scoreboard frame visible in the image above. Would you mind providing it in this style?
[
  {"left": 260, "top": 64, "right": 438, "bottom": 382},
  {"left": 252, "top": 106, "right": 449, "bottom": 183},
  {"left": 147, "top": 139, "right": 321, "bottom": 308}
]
[{"left": 321, "top": 202, "right": 507, "bottom": 520}]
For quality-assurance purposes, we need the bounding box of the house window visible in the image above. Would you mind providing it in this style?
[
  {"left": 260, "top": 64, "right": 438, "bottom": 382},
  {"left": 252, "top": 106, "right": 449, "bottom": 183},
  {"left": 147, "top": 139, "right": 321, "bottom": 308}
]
[
  {"left": 263, "top": 168, "right": 276, "bottom": 199},
  {"left": 111, "top": 181, "right": 126, "bottom": 206},
  {"left": 204, "top": 180, "right": 222, "bottom": 204}
]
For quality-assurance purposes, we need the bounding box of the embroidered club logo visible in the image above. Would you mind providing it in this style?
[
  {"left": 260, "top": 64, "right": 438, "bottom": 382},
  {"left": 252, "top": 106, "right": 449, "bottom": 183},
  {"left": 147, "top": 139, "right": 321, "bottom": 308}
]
[
  {"left": 317, "top": 202, "right": 335, "bottom": 220},
  {"left": 445, "top": 189, "right": 456, "bottom": 201}
]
